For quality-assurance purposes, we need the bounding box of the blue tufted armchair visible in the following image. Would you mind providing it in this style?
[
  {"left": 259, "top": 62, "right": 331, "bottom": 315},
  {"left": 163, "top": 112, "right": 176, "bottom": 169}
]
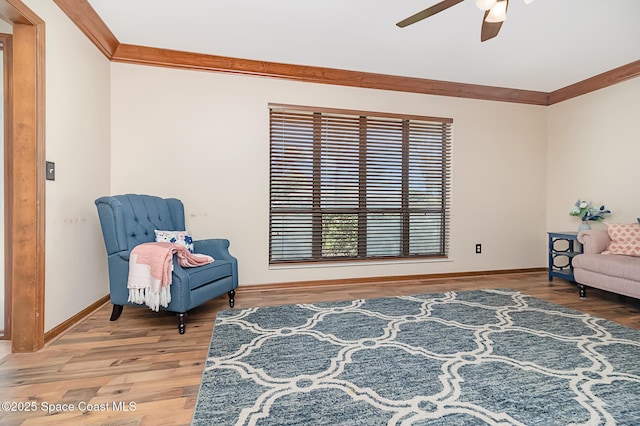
[{"left": 95, "top": 194, "right": 238, "bottom": 333}]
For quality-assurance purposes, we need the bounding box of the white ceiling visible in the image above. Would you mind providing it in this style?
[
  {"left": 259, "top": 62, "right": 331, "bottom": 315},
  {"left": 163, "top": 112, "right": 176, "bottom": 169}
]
[{"left": 87, "top": 0, "right": 640, "bottom": 93}]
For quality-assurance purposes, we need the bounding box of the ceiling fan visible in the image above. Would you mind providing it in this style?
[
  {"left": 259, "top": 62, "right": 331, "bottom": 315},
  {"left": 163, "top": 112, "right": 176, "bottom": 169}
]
[{"left": 397, "top": 0, "right": 534, "bottom": 42}]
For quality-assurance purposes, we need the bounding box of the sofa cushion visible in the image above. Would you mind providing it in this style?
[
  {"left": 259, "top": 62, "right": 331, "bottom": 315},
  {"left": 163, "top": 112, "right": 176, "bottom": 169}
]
[
  {"left": 573, "top": 253, "right": 640, "bottom": 282},
  {"left": 602, "top": 223, "right": 640, "bottom": 257}
]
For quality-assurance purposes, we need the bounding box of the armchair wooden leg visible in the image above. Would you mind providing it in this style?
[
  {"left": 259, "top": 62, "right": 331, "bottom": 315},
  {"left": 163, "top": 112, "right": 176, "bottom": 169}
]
[
  {"left": 178, "top": 313, "right": 186, "bottom": 334},
  {"left": 110, "top": 304, "right": 123, "bottom": 321},
  {"left": 228, "top": 290, "right": 236, "bottom": 308}
]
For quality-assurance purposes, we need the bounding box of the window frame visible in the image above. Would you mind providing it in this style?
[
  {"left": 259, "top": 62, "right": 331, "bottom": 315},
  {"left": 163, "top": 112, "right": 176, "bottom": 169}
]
[{"left": 269, "top": 104, "right": 452, "bottom": 265}]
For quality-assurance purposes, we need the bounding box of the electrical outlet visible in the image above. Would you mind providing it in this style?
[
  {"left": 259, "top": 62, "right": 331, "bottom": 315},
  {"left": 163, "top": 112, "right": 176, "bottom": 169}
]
[{"left": 475, "top": 244, "right": 482, "bottom": 254}]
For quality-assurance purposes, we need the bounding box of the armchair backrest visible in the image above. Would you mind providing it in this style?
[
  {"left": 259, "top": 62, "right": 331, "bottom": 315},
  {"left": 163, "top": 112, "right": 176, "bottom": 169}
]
[{"left": 95, "top": 194, "right": 186, "bottom": 255}]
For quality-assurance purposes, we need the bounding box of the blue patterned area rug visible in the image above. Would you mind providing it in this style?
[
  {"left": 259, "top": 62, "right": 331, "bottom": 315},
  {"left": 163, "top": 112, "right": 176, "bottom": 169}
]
[{"left": 192, "top": 289, "right": 640, "bottom": 425}]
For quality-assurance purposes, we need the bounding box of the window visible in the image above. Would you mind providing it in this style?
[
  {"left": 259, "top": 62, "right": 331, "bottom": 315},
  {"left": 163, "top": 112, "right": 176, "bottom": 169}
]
[{"left": 269, "top": 104, "right": 451, "bottom": 264}]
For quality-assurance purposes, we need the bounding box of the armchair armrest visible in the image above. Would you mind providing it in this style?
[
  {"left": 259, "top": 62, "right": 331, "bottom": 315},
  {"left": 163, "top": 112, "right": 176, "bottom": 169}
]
[
  {"left": 577, "top": 229, "right": 610, "bottom": 254},
  {"left": 117, "top": 250, "right": 131, "bottom": 262},
  {"left": 193, "top": 238, "right": 238, "bottom": 286},
  {"left": 118, "top": 240, "right": 235, "bottom": 266},
  {"left": 118, "top": 240, "right": 236, "bottom": 266},
  {"left": 193, "top": 239, "right": 234, "bottom": 261}
]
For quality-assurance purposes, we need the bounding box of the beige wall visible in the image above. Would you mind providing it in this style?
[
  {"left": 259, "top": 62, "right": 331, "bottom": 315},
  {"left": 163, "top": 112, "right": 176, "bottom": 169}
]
[
  {"left": 23, "top": 0, "right": 111, "bottom": 332},
  {"left": 547, "top": 77, "right": 640, "bottom": 233},
  {"left": 110, "top": 63, "right": 548, "bottom": 286},
  {"left": 16, "top": 0, "right": 639, "bottom": 336}
]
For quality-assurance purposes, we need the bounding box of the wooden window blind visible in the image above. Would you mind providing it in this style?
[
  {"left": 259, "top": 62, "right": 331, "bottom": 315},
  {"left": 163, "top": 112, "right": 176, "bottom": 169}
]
[{"left": 269, "top": 104, "right": 452, "bottom": 264}]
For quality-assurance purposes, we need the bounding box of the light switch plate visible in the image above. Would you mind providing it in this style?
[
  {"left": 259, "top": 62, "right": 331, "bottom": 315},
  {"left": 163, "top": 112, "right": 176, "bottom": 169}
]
[{"left": 46, "top": 161, "right": 55, "bottom": 181}]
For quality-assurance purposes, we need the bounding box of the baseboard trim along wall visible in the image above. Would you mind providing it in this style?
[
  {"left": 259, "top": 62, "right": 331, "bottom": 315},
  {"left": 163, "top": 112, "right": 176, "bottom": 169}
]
[
  {"left": 238, "top": 268, "right": 547, "bottom": 293},
  {"left": 44, "top": 295, "right": 110, "bottom": 344}
]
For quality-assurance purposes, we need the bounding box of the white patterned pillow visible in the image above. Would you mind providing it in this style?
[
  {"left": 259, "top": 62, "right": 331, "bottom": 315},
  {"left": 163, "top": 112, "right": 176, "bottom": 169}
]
[
  {"left": 602, "top": 223, "right": 640, "bottom": 257},
  {"left": 154, "top": 230, "right": 194, "bottom": 253}
]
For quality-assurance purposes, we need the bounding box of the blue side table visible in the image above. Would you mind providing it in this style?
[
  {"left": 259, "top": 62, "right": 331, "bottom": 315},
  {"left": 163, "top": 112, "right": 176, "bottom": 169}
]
[{"left": 548, "top": 232, "right": 583, "bottom": 282}]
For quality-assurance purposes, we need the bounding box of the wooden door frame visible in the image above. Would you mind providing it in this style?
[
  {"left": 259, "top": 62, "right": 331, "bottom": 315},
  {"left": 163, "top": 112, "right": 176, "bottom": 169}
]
[
  {"left": 0, "top": 0, "right": 45, "bottom": 352},
  {"left": 0, "top": 32, "right": 12, "bottom": 341}
]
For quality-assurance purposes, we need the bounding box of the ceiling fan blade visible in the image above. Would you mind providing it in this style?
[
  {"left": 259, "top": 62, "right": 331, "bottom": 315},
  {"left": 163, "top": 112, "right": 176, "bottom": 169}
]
[
  {"left": 480, "top": 0, "right": 509, "bottom": 41},
  {"left": 396, "top": 0, "right": 465, "bottom": 28},
  {"left": 480, "top": 18, "right": 503, "bottom": 41}
]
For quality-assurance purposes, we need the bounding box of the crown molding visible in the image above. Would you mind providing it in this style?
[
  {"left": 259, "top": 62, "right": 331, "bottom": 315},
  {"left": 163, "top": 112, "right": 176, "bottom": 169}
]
[
  {"left": 547, "top": 60, "right": 640, "bottom": 105},
  {"left": 112, "top": 43, "right": 549, "bottom": 105},
  {"left": 53, "top": 0, "right": 118, "bottom": 57},
  {"left": 53, "top": 0, "right": 640, "bottom": 106}
]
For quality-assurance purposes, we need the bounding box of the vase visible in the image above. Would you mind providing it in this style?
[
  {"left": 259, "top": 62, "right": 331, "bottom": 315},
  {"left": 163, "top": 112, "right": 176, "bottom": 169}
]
[{"left": 578, "top": 222, "right": 591, "bottom": 232}]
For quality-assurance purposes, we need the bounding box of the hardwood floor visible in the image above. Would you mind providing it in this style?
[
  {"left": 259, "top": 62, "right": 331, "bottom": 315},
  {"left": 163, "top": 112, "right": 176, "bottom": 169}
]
[{"left": 1, "top": 272, "right": 640, "bottom": 425}]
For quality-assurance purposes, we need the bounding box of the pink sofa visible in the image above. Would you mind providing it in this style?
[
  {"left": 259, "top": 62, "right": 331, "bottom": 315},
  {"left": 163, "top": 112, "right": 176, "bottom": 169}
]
[{"left": 573, "top": 229, "right": 640, "bottom": 299}]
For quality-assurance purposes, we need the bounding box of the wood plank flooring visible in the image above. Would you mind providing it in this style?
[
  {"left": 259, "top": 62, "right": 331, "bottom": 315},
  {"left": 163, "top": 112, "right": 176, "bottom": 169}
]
[{"left": 1, "top": 272, "right": 640, "bottom": 425}]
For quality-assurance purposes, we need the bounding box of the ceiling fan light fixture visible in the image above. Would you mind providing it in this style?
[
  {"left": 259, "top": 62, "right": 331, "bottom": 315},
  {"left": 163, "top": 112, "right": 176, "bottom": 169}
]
[
  {"left": 475, "top": 0, "right": 497, "bottom": 10},
  {"left": 485, "top": 1, "right": 507, "bottom": 23}
]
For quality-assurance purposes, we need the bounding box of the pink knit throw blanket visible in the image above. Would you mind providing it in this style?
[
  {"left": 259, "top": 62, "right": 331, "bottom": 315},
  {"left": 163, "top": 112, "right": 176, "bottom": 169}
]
[{"left": 127, "top": 242, "right": 214, "bottom": 311}]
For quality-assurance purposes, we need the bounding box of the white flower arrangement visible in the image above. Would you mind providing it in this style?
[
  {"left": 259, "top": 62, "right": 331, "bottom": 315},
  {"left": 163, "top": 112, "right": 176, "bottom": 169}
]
[{"left": 569, "top": 199, "right": 611, "bottom": 222}]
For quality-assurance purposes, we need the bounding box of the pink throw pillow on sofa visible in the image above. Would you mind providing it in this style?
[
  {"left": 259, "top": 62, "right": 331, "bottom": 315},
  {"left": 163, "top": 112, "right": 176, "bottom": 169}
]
[{"left": 602, "top": 223, "right": 640, "bottom": 257}]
